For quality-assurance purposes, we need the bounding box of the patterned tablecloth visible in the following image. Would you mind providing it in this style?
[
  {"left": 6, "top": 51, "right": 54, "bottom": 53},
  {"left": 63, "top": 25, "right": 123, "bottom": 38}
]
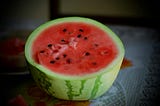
[{"left": 109, "top": 25, "right": 160, "bottom": 106}]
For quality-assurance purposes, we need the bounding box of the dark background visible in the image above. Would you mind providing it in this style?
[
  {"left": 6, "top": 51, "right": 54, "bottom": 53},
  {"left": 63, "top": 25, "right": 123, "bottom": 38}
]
[{"left": 0, "top": 0, "right": 160, "bottom": 29}]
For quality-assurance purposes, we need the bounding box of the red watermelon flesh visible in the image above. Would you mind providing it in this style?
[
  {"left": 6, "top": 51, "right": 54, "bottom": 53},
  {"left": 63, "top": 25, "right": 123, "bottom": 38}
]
[{"left": 32, "top": 22, "right": 118, "bottom": 75}]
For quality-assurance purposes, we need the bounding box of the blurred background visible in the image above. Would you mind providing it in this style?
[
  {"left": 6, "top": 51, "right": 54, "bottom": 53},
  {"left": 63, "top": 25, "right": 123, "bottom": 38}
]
[{"left": 0, "top": 0, "right": 159, "bottom": 30}]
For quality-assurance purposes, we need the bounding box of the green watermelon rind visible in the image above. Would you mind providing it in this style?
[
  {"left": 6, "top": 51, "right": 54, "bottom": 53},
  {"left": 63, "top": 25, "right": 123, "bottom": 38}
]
[
  {"left": 27, "top": 59, "right": 122, "bottom": 100},
  {"left": 25, "top": 17, "right": 124, "bottom": 80}
]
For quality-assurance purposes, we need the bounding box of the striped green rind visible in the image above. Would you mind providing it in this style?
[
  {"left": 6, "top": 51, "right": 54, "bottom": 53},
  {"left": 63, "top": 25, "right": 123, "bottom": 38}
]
[
  {"left": 28, "top": 58, "right": 122, "bottom": 100},
  {"left": 65, "top": 80, "right": 86, "bottom": 100},
  {"left": 25, "top": 17, "right": 125, "bottom": 100},
  {"left": 90, "top": 75, "right": 102, "bottom": 99}
]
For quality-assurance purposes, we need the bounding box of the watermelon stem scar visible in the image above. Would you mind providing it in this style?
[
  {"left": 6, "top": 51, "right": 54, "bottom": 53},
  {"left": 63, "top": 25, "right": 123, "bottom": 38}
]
[{"left": 25, "top": 17, "right": 125, "bottom": 100}]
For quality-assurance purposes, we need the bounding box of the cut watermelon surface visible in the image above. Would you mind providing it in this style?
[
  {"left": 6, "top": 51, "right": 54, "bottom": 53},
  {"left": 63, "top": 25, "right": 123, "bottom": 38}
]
[
  {"left": 32, "top": 22, "right": 118, "bottom": 75},
  {"left": 25, "top": 17, "right": 124, "bottom": 100}
]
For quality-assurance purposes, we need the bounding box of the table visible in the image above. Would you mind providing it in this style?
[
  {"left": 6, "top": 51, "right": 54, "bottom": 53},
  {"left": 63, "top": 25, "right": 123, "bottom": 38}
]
[{"left": 110, "top": 25, "right": 160, "bottom": 106}]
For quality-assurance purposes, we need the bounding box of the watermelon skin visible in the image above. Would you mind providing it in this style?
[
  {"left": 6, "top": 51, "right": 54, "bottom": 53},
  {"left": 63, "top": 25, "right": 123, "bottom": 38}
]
[
  {"left": 28, "top": 60, "right": 121, "bottom": 100},
  {"left": 25, "top": 17, "right": 125, "bottom": 100}
]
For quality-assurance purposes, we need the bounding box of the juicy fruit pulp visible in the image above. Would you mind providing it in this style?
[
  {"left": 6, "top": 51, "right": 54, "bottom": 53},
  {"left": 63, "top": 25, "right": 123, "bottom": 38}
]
[{"left": 32, "top": 22, "right": 118, "bottom": 76}]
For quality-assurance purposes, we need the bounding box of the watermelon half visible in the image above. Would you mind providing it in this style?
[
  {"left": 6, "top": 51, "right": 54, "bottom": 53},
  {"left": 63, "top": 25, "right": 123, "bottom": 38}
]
[{"left": 25, "top": 17, "right": 125, "bottom": 100}]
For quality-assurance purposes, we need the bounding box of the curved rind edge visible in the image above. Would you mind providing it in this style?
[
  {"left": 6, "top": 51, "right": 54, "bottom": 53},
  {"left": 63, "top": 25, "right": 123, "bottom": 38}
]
[{"left": 28, "top": 56, "right": 121, "bottom": 100}]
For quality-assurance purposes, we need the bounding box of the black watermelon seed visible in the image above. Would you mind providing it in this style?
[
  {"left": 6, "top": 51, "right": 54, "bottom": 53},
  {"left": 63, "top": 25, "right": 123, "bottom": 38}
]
[
  {"left": 63, "top": 29, "right": 67, "bottom": 32},
  {"left": 84, "top": 37, "right": 87, "bottom": 40},
  {"left": 48, "top": 44, "right": 52, "bottom": 48},
  {"left": 40, "top": 50, "right": 45, "bottom": 53},
  {"left": 94, "top": 44, "right": 99, "bottom": 47},
  {"left": 61, "top": 39, "right": 65, "bottom": 42},
  {"left": 55, "top": 57, "right": 60, "bottom": 60},
  {"left": 79, "top": 29, "right": 84, "bottom": 32},
  {"left": 66, "top": 58, "right": 71, "bottom": 64},
  {"left": 92, "top": 62, "right": 97, "bottom": 65},
  {"left": 50, "top": 60, "right": 55, "bottom": 64},
  {"left": 85, "top": 52, "right": 90, "bottom": 56},
  {"left": 60, "top": 39, "right": 68, "bottom": 44},
  {"left": 77, "top": 34, "right": 82, "bottom": 38},
  {"left": 63, "top": 54, "right": 67, "bottom": 58}
]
